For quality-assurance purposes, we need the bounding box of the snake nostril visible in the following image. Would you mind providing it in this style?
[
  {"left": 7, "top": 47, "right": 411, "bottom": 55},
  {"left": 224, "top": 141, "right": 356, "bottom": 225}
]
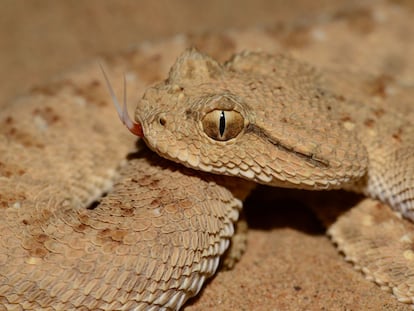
[{"left": 159, "top": 117, "right": 167, "bottom": 126}]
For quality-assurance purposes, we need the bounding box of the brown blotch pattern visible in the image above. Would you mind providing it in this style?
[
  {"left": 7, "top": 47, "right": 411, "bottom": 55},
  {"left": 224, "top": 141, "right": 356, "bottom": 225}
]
[
  {"left": 0, "top": 192, "right": 26, "bottom": 208},
  {"left": 340, "top": 115, "right": 353, "bottom": 122},
  {"left": 367, "top": 75, "right": 394, "bottom": 98},
  {"left": 373, "top": 108, "right": 386, "bottom": 118},
  {"left": 0, "top": 125, "right": 44, "bottom": 148},
  {"left": 29, "top": 79, "right": 74, "bottom": 97},
  {"left": 0, "top": 161, "right": 25, "bottom": 177},
  {"left": 32, "top": 79, "right": 108, "bottom": 107},
  {"left": 33, "top": 106, "right": 60, "bottom": 125},
  {"left": 364, "top": 118, "right": 375, "bottom": 128},
  {"left": 392, "top": 127, "right": 404, "bottom": 143}
]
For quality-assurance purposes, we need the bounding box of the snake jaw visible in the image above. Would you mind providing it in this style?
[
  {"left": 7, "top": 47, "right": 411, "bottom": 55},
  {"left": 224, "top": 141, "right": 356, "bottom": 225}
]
[{"left": 100, "top": 63, "right": 144, "bottom": 137}]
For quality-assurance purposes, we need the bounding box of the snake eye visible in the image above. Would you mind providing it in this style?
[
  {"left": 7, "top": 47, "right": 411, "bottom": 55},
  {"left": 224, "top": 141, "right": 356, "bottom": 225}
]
[{"left": 202, "top": 110, "right": 244, "bottom": 141}]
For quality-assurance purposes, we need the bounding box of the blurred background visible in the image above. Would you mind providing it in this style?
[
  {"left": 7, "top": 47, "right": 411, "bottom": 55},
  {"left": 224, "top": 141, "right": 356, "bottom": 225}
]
[{"left": 0, "top": 0, "right": 382, "bottom": 102}]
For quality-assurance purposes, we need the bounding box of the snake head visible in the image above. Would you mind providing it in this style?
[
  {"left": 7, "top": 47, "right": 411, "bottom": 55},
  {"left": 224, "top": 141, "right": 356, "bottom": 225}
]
[{"left": 133, "top": 49, "right": 367, "bottom": 189}]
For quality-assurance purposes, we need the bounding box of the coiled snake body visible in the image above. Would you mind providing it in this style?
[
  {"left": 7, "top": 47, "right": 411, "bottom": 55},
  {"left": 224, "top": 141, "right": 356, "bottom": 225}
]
[{"left": 1, "top": 13, "right": 414, "bottom": 310}]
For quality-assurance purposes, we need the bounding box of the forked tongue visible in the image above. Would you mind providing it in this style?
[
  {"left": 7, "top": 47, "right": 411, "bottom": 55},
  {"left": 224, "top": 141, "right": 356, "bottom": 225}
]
[{"left": 100, "top": 64, "right": 144, "bottom": 137}]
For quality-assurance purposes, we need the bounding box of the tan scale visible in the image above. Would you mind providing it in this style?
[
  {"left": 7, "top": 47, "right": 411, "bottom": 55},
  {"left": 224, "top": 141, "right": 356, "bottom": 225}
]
[{"left": 1, "top": 2, "right": 414, "bottom": 310}]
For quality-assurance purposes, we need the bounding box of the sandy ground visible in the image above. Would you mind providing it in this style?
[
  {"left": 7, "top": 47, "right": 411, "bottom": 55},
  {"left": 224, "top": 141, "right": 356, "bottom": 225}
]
[{"left": 1, "top": 1, "right": 412, "bottom": 310}]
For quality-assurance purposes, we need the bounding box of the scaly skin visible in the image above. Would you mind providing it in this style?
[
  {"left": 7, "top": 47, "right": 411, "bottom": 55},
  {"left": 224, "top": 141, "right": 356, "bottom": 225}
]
[
  {"left": 136, "top": 49, "right": 413, "bottom": 219},
  {"left": 0, "top": 150, "right": 249, "bottom": 310},
  {"left": 1, "top": 3, "right": 414, "bottom": 309}
]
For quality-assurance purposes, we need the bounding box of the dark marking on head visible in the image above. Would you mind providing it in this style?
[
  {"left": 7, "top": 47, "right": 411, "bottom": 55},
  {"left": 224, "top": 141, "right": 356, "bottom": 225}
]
[
  {"left": 159, "top": 116, "right": 167, "bottom": 126},
  {"left": 246, "top": 124, "right": 330, "bottom": 168}
]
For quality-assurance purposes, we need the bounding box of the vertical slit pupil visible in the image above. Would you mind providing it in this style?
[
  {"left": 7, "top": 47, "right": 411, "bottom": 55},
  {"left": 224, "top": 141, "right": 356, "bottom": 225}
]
[{"left": 219, "top": 111, "right": 226, "bottom": 137}]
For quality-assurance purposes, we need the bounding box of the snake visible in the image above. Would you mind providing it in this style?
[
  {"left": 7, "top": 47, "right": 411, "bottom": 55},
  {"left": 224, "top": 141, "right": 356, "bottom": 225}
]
[{"left": 1, "top": 3, "right": 414, "bottom": 310}]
